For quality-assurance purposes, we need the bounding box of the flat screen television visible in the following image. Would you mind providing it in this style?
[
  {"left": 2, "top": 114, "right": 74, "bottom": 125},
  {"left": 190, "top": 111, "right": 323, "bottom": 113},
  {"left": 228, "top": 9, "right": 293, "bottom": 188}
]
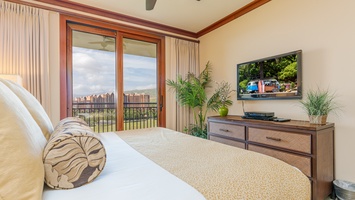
[{"left": 237, "top": 50, "right": 302, "bottom": 100}]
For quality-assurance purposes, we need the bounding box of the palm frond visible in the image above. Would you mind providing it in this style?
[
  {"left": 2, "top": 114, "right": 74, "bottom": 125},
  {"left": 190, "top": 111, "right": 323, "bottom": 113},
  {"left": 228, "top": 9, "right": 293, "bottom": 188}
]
[
  {"left": 207, "top": 92, "right": 221, "bottom": 112},
  {"left": 199, "top": 61, "right": 212, "bottom": 88},
  {"left": 167, "top": 61, "right": 235, "bottom": 138}
]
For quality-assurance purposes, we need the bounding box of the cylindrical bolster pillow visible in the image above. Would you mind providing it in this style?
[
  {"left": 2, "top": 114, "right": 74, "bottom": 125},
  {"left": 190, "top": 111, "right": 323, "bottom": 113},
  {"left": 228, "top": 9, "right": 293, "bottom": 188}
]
[
  {"left": 43, "top": 118, "right": 106, "bottom": 189},
  {"left": 50, "top": 117, "right": 92, "bottom": 139}
]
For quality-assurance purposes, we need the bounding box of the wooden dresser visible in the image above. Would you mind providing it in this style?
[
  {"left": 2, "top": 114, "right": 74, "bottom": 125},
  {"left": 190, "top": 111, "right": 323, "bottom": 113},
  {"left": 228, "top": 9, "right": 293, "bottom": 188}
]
[{"left": 207, "top": 115, "right": 334, "bottom": 200}]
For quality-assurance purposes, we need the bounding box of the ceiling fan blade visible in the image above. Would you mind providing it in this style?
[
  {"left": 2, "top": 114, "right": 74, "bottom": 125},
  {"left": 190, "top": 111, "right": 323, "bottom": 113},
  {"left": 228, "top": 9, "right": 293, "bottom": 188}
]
[{"left": 146, "top": 0, "right": 157, "bottom": 11}]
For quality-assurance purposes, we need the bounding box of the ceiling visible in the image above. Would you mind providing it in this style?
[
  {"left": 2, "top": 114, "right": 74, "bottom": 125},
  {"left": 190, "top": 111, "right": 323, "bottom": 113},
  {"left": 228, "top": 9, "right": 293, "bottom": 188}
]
[
  {"left": 73, "top": 30, "right": 157, "bottom": 56},
  {"left": 69, "top": 0, "right": 254, "bottom": 33}
]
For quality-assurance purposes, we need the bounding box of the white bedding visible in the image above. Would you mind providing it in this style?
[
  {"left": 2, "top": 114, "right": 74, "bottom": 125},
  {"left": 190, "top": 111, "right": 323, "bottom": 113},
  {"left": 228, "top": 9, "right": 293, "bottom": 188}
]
[{"left": 43, "top": 132, "right": 205, "bottom": 200}]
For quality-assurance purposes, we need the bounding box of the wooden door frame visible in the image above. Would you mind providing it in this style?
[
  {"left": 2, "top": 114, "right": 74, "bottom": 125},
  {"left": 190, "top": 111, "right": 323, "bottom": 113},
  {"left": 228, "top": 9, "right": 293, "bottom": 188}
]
[
  {"left": 65, "top": 23, "right": 117, "bottom": 121},
  {"left": 60, "top": 14, "right": 166, "bottom": 129},
  {"left": 120, "top": 32, "right": 166, "bottom": 128}
]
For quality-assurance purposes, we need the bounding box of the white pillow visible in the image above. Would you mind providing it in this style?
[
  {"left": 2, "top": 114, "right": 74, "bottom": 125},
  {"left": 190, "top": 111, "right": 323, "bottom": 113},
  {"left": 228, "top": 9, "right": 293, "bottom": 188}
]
[
  {"left": 0, "top": 78, "right": 53, "bottom": 140},
  {"left": 0, "top": 81, "right": 47, "bottom": 199}
]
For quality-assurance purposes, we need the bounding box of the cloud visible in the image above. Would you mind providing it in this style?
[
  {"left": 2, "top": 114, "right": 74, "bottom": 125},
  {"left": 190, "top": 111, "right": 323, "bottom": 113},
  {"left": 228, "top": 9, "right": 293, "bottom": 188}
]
[
  {"left": 136, "top": 84, "right": 156, "bottom": 90},
  {"left": 72, "top": 47, "right": 156, "bottom": 97},
  {"left": 124, "top": 54, "right": 156, "bottom": 70}
]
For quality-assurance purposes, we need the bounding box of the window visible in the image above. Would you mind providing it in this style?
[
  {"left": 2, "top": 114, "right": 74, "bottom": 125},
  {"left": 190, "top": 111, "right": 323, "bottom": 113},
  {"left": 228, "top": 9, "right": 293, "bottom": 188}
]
[{"left": 60, "top": 15, "right": 166, "bottom": 132}]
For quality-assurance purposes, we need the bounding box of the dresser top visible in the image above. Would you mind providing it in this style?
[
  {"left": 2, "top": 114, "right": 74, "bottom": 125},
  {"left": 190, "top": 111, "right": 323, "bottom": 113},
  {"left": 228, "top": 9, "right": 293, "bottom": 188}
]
[{"left": 208, "top": 115, "right": 334, "bottom": 131}]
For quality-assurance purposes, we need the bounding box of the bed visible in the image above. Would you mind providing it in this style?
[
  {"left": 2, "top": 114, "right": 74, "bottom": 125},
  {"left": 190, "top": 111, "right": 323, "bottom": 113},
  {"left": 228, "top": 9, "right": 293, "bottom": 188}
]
[
  {"left": 0, "top": 78, "right": 310, "bottom": 200},
  {"left": 44, "top": 127, "right": 310, "bottom": 200}
]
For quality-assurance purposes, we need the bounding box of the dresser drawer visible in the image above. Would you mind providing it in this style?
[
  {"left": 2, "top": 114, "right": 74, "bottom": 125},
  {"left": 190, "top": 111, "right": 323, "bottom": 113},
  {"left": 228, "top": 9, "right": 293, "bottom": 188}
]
[
  {"left": 209, "top": 122, "right": 245, "bottom": 140},
  {"left": 209, "top": 135, "right": 245, "bottom": 149},
  {"left": 248, "top": 144, "right": 311, "bottom": 177},
  {"left": 248, "top": 128, "right": 311, "bottom": 154}
]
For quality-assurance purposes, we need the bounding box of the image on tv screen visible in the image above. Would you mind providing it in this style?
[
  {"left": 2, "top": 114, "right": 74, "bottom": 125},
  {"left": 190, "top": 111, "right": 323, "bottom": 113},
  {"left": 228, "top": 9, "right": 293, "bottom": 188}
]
[{"left": 237, "top": 50, "right": 302, "bottom": 100}]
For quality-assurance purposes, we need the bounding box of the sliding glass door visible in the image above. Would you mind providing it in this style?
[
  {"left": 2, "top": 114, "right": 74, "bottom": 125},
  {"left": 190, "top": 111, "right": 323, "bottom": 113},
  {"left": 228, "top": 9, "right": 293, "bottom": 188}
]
[
  {"left": 71, "top": 30, "right": 117, "bottom": 132},
  {"left": 123, "top": 38, "right": 158, "bottom": 130},
  {"left": 64, "top": 21, "right": 165, "bottom": 132}
]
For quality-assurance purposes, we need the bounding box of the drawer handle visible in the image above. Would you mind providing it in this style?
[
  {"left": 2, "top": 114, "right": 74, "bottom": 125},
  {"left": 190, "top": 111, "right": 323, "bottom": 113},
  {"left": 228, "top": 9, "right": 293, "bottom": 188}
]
[
  {"left": 219, "top": 128, "right": 230, "bottom": 132},
  {"left": 266, "top": 136, "right": 282, "bottom": 142}
]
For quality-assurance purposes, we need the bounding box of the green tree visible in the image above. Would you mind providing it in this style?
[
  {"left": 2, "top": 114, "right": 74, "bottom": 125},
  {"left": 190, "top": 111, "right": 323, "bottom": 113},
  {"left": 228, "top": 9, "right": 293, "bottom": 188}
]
[
  {"left": 239, "top": 79, "right": 249, "bottom": 92},
  {"left": 278, "top": 62, "right": 297, "bottom": 82},
  {"left": 238, "top": 54, "right": 298, "bottom": 89}
]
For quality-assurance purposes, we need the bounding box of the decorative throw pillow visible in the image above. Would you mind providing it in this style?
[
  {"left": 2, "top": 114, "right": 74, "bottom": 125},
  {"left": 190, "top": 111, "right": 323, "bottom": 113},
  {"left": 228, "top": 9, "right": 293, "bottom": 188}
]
[
  {"left": 50, "top": 117, "right": 92, "bottom": 140},
  {"left": 0, "top": 81, "right": 47, "bottom": 200},
  {"left": 43, "top": 120, "right": 106, "bottom": 189},
  {"left": 54, "top": 117, "right": 88, "bottom": 128},
  {"left": 0, "top": 78, "right": 54, "bottom": 140}
]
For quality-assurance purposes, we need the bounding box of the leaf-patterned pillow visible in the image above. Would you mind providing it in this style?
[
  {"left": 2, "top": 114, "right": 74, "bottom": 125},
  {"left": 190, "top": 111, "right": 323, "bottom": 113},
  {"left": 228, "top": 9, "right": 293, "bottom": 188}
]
[
  {"left": 43, "top": 122, "right": 106, "bottom": 189},
  {"left": 50, "top": 117, "right": 92, "bottom": 140}
]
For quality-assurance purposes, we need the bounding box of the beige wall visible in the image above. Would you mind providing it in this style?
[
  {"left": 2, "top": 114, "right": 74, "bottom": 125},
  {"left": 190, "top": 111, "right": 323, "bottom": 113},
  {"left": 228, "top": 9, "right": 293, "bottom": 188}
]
[{"left": 199, "top": 0, "right": 355, "bottom": 182}]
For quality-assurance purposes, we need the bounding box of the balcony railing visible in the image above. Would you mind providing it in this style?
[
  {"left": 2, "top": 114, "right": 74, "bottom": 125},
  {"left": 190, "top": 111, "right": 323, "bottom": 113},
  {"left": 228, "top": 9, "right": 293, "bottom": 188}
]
[{"left": 72, "top": 102, "right": 158, "bottom": 133}]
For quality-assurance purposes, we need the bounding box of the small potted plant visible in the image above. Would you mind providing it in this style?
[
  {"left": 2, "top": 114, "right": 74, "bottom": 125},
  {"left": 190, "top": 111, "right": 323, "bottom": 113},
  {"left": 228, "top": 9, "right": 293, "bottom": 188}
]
[
  {"left": 300, "top": 88, "right": 338, "bottom": 124},
  {"left": 213, "top": 81, "right": 234, "bottom": 116}
]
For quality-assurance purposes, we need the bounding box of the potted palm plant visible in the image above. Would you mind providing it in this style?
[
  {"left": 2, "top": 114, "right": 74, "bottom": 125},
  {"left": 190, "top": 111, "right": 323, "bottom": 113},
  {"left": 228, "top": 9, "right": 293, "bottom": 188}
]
[
  {"left": 167, "top": 62, "right": 232, "bottom": 138},
  {"left": 300, "top": 88, "right": 338, "bottom": 124}
]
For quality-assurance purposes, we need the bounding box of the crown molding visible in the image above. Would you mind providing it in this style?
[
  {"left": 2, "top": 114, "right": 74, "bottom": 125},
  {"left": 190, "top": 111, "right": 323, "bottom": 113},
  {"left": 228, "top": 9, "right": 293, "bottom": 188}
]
[
  {"left": 5, "top": 0, "right": 270, "bottom": 39},
  {"left": 197, "top": 0, "right": 271, "bottom": 37}
]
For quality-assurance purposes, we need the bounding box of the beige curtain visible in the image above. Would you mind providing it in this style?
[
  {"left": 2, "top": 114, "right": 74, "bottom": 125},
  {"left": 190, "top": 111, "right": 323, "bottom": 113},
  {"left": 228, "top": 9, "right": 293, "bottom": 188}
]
[
  {"left": 165, "top": 37, "right": 199, "bottom": 132},
  {"left": 0, "top": 0, "right": 50, "bottom": 114}
]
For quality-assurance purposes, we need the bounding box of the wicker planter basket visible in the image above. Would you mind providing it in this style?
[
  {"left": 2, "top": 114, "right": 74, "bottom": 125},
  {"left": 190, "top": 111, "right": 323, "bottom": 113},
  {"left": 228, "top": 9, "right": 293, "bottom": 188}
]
[{"left": 309, "top": 115, "right": 327, "bottom": 125}]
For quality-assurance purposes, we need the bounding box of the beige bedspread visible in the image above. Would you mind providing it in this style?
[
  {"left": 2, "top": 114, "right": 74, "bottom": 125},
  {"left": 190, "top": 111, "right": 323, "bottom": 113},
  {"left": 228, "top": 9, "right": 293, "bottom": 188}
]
[{"left": 116, "top": 127, "right": 310, "bottom": 200}]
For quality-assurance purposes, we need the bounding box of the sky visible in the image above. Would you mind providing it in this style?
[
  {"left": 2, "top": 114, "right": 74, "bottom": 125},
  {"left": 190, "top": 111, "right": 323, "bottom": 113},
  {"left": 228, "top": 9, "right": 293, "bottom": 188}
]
[{"left": 72, "top": 47, "right": 157, "bottom": 97}]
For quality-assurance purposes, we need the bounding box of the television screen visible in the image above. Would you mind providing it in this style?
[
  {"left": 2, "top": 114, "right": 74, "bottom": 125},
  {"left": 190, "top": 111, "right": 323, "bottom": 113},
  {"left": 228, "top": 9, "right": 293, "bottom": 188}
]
[{"left": 237, "top": 50, "right": 302, "bottom": 100}]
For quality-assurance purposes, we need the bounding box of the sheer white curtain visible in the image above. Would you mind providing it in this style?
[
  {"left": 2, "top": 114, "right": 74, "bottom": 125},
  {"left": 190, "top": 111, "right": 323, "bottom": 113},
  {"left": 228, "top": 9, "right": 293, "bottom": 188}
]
[
  {"left": 0, "top": 0, "right": 50, "bottom": 114},
  {"left": 165, "top": 37, "right": 199, "bottom": 132}
]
